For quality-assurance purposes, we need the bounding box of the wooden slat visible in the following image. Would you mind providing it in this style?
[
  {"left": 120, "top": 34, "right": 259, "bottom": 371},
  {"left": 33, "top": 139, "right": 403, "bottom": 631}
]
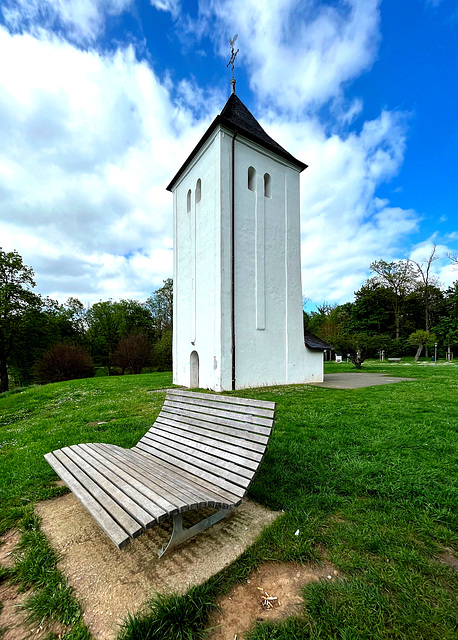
[
  {"left": 45, "top": 453, "right": 130, "bottom": 549},
  {"left": 105, "top": 445, "right": 220, "bottom": 508},
  {"left": 52, "top": 449, "right": 143, "bottom": 539},
  {"left": 167, "top": 389, "right": 276, "bottom": 411},
  {"left": 79, "top": 444, "right": 179, "bottom": 516},
  {"left": 86, "top": 443, "right": 202, "bottom": 512},
  {"left": 144, "top": 425, "right": 259, "bottom": 472},
  {"left": 100, "top": 445, "right": 225, "bottom": 509},
  {"left": 134, "top": 442, "right": 247, "bottom": 498},
  {"left": 163, "top": 398, "right": 272, "bottom": 427},
  {"left": 164, "top": 394, "right": 275, "bottom": 419},
  {"left": 157, "top": 410, "right": 269, "bottom": 447},
  {"left": 125, "top": 446, "right": 241, "bottom": 506},
  {"left": 63, "top": 446, "right": 154, "bottom": 529},
  {"left": 140, "top": 431, "right": 254, "bottom": 482},
  {"left": 161, "top": 402, "right": 273, "bottom": 432},
  {"left": 154, "top": 417, "right": 263, "bottom": 462}
]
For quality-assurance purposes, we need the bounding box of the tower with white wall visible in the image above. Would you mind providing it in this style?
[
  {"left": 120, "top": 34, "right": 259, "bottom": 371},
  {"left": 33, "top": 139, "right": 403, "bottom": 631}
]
[{"left": 167, "top": 90, "right": 324, "bottom": 391}]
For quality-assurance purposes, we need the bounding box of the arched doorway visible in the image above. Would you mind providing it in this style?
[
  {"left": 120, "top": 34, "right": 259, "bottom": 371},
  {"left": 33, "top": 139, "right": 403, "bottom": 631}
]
[{"left": 190, "top": 351, "right": 199, "bottom": 388}]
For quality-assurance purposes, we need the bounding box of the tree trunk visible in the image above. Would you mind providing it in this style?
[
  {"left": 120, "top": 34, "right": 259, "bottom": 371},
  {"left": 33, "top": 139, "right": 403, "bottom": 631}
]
[
  {"left": 394, "top": 309, "right": 401, "bottom": 340},
  {"left": 414, "top": 344, "right": 423, "bottom": 362},
  {"left": 0, "top": 359, "right": 9, "bottom": 393}
]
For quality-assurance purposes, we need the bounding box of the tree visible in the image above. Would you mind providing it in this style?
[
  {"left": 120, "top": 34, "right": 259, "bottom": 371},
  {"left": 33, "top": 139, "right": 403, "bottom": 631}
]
[
  {"left": 407, "top": 330, "right": 436, "bottom": 362},
  {"left": 7, "top": 296, "right": 89, "bottom": 387},
  {"left": 146, "top": 278, "right": 173, "bottom": 332},
  {"left": 153, "top": 329, "right": 173, "bottom": 371},
  {"left": 0, "top": 248, "right": 40, "bottom": 392},
  {"left": 112, "top": 333, "right": 152, "bottom": 375},
  {"left": 62, "top": 297, "right": 89, "bottom": 340},
  {"left": 408, "top": 245, "right": 441, "bottom": 333},
  {"left": 332, "top": 332, "right": 383, "bottom": 368},
  {"left": 369, "top": 260, "right": 417, "bottom": 340},
  {"left": 86, "top": 300, "right": 122, "bottom": 375},
  {"left": 446, "top": 252, "right": 458, "bottom": 267},
  {"left": 117, "top": 299, "right": 155, "bottom": 339},
  {"left": 352, "top": 282, "right": 394, "bottom": 334},
  {"left": 305, "top": 302, "right": 345, "bottom": 344},
  {"left": 433, "top": 282, "right": 458, "bottom": 351}
]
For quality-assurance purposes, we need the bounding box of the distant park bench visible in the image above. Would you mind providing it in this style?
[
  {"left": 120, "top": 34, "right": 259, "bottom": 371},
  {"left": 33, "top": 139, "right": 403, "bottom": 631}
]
[
  {"left": 387, "top": 358, "right": 401, "bottom": 362},
  {"left": 45, "top": 389, "right": 275, "bottom": 556}
]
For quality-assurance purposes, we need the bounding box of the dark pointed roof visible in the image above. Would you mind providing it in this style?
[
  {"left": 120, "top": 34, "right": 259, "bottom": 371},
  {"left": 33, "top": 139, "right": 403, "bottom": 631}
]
[{"left": 167, "top": 93, "right": 307, "bottom": 191}]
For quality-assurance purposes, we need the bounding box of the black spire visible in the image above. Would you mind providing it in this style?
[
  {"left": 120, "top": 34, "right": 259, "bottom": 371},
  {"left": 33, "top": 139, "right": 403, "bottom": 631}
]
[{"left": 167, "top": 94, "right": 307, "bottom": 191}]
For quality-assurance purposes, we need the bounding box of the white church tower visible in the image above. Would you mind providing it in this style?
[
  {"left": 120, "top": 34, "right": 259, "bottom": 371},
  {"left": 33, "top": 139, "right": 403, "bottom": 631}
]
[{"left": 167, "top": 86, "right": 325, "bottom": 391}]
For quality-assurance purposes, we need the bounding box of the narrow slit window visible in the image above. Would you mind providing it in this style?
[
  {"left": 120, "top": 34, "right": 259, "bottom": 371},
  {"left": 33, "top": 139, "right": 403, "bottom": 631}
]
[
  {"left": 187, "top": 189, "right": 191, "bottom": 213},
  {"left": 264, "top": 173, "right": 271, "bottom": 198},
  {"left": 196, "top": 178, "right": 201, "bottom": 203},
  {"left": 248, "top": 166, "right": 256, "bottom": 192}
]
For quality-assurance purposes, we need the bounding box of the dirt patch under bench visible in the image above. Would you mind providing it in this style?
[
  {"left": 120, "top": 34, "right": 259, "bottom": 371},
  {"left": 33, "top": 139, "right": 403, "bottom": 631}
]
[
  {"left": 36, "top": 493, "right": 281, "bottom": 639},
  {"left": 2, "top": 508, "right": 340, "bottom": 640}
]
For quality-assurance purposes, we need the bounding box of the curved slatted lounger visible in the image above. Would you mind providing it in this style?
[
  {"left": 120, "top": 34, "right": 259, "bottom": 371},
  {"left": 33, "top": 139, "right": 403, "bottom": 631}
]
[{"left": 44, "top": 389, "right": 276, "bottom": 556}]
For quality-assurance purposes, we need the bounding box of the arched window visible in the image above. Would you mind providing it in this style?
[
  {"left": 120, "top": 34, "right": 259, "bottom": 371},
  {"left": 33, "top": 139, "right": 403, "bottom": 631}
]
[
  {"left": 248, "top": 166, "right": 256, "bottom": 192},
  {"left": 264, "top": 173, "right": 271, "bottom": 198},
  {"left": 195, "top": 178, "right": 201, "bottom": 203},
  {"left": 187, "top": 189, "right": 191, "bottom": 213}
]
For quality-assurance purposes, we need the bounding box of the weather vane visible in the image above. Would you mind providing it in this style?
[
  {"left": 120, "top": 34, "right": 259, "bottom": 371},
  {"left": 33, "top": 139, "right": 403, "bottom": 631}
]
[{"left": 227, "top": 34, "right": 239, "bottom": 78}]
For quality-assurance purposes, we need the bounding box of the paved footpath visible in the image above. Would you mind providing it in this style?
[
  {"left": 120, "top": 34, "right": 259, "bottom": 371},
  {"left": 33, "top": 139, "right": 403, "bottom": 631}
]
[{"left": 312, "top": 372, "right": 415, "bottom": 389}]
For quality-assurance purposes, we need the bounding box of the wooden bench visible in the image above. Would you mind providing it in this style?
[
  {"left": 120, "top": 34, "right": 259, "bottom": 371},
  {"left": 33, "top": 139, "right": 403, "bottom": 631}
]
[
  {"left": 388, "top": 358, "right": 401, "bottom": 362},
  {"left": 44, "top": 389, "right": 276, "bottom": 556}
]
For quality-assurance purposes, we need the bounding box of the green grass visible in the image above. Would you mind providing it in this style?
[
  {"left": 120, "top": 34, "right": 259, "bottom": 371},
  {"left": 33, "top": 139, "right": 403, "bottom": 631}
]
[
  {"left": 0, "top": 371, "right": 173, "bottom": 534},
  {"left": 7, "top": 508, "right": 91, "bottom": 638},
  {"left": 118, "top": 584, "right": 217, "bottom": 640},
  {"left": 1, "top": 363, "right": 457, "bottom": 639}
]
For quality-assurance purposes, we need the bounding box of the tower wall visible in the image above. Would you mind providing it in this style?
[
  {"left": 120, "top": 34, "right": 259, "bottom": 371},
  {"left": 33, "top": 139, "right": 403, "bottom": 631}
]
[
  {"left": 173, "top": 130, "right": 224, "bottom": 391},
  {"left": 231, "top": 137, "right": 323, "bottom": 388}
]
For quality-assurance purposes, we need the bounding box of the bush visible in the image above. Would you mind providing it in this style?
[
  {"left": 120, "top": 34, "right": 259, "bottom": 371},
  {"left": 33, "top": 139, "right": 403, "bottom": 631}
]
[{"left": 35, "top": 343, "right": 94, "bottom": 384}]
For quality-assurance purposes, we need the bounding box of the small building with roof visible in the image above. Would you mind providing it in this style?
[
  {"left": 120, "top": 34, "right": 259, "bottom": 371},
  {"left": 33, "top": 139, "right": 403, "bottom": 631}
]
[{"left": 167, "top": 84, "right": 326, "bottom": 390}]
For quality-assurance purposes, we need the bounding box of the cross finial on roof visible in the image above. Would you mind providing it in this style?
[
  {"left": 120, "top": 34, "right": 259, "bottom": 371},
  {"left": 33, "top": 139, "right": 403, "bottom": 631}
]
[{"left": 227, "top": 34, "right": 239, "bottom": 94}]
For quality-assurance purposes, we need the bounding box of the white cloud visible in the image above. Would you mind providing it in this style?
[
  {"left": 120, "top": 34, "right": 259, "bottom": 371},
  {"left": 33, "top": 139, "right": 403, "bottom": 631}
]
[
  {"left": 408, "top": 240, "right": 458, "bottom": 291},
  {"left": 0, "top": 25, "right": 215, "bottom": 303},
  {"left": 257, "top": 108, "right": 418, "bottom": 304},
  {"left": 150, "top": 0, "right": 181, "bottom": 19},
  {"left": 0, "top": 0, "right": 434, "bottom": 310},
  {"left": 198, "top": 0, "right": 381, "bottom": 113},
  {"left": 1, "top": 0, "right": 133, "bottom": 43}
]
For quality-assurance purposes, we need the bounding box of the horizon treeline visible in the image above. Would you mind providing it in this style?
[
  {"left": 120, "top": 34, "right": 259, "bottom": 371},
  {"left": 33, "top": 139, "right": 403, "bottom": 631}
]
[
  {"left": 304, "top": 252, "right": 458, "bottom": 366},
  {"left": 2, "top": 247, "right": 458, "bottom": 391},
  {"left": 1, "top": 247, "right": 173, "bottom": 392}
]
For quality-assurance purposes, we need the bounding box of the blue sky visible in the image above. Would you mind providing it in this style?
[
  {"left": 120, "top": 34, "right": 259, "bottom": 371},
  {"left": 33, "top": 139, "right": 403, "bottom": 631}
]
[{"left": 0, "top": 0, "right": 457, "bottom": 308}]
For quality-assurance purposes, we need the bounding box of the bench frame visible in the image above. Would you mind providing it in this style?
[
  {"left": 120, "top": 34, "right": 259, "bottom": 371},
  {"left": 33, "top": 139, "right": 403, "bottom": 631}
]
[
  {"left": 45, "top": 389, "right": 275, "bottom": 556},
  {"left": 159, "top": 506, "right": 234, "bottom": 557}
]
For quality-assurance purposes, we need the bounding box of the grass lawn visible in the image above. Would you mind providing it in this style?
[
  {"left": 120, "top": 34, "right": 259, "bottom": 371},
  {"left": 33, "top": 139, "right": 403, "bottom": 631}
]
[{"left": 0, "top": 362, "right": 457, "bottom": 639}]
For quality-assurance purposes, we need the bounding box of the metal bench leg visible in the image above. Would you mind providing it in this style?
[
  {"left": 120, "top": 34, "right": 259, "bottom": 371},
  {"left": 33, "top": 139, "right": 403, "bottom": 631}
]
[{"left": 158, "top": 507, "right": 234, "bottom": 558}]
